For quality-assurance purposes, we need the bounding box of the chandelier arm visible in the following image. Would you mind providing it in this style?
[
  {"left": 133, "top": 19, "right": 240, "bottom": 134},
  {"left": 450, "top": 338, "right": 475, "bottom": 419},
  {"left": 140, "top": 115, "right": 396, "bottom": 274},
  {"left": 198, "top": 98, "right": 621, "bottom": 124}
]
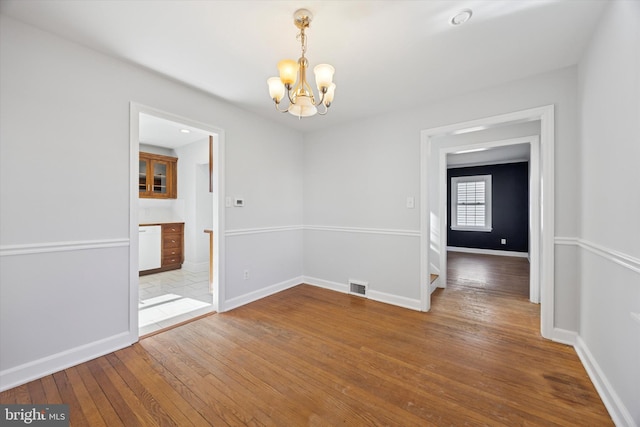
[
  {"left": 286, "top": 88, "right": 297, "bottom": 105},
  {"left": 313, "top": 87, "right": 327, "bottom": 106},
  {"left": 316, "top": 102, "right": 330, "bottom": 115},
  {"left": 274, "top": 101, "right": 290, "bottom": 113}
]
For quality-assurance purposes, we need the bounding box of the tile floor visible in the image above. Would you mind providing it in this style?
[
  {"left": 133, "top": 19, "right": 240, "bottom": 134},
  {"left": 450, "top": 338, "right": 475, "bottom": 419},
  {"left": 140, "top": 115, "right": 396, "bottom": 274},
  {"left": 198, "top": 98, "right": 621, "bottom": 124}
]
[{"left": 138, "top": 269, "right": 213, "bottom": 335}]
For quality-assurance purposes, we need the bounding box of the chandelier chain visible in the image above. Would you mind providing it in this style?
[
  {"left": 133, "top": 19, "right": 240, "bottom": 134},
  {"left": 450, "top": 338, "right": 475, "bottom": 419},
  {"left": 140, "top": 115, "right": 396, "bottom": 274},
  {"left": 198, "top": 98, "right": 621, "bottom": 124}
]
[{"left": 297, "top": 27, "right": 307, "bottom": 58}]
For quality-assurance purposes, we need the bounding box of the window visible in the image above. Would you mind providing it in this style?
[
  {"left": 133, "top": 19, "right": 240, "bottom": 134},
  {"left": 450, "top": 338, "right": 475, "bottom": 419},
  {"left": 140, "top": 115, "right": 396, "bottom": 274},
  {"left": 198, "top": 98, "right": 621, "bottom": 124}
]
[{"left": 451, "top": 175, "right": 492, "bottom": 232}]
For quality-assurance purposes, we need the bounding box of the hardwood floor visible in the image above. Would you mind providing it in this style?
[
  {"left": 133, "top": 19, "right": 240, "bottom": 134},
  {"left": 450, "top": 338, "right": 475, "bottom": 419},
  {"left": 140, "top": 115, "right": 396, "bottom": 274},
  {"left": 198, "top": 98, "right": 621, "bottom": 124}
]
[{"left": 1, "top": 254, "right": 612, "bottom": 426}]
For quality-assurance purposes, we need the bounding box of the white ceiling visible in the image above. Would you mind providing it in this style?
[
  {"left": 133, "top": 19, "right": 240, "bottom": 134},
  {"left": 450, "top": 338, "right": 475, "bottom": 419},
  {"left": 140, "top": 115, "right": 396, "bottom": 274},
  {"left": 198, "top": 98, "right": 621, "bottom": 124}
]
[
  {"left": 139, "top": 113, "right": 210, "bottom": 149},
  {"left": 1, "top": 0, "right": 608, "bottom": 136}
]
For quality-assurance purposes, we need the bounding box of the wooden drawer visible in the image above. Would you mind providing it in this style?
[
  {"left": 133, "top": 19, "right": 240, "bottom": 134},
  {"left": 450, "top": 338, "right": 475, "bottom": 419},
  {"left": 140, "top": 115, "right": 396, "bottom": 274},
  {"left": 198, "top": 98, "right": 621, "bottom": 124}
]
[
  {"left": 162, "top": 255, "right": 182, "bottom": 266},
  {"left": 162, "top": 235, "right": 182, "bottom": 249},
  {"left": 162, "top": 223, "right": 183, "bottom": 234}
]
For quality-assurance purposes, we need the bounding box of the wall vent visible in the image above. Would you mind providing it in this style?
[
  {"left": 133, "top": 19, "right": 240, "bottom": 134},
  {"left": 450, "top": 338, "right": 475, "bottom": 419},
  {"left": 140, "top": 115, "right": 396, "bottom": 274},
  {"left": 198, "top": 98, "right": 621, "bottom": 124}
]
[{"left": 349, "top": 279, "right": 368, "bottom": 297}]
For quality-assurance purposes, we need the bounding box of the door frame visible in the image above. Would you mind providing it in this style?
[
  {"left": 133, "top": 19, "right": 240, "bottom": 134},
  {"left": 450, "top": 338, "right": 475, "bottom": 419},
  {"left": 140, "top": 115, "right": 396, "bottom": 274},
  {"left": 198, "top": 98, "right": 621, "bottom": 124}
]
[
  {"left": 128, "top": 102, "right": 226, "bottom": 342},
  {"left": 437, "top": 136, "right": 540, "bottom": 301},
  {"left": 420, "top": 105, "right": 554, "bottom": 339}
]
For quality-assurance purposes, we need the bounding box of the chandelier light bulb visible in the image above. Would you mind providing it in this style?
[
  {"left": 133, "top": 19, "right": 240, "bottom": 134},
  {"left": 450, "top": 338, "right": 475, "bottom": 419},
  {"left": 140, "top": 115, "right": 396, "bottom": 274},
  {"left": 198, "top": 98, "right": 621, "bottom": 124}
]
[
  {"left": 314, "top": 64, "right": 335, "bottom": 91},
  {"left": 267, "top": 77, "right": 285, "bottom": 102},
  {"left": 277, "top": 59, "right": 298, "bottom": 86}
]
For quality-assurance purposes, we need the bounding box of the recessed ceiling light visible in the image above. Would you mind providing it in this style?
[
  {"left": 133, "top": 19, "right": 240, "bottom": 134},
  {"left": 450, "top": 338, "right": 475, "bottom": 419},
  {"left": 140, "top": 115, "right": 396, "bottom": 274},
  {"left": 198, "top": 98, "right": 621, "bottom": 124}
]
[
  {"left": 450, "top": 9, "right": 472, "bottom": 26},
  {"left": 180, "top": 129, "right": 190, "bottom": 134}
]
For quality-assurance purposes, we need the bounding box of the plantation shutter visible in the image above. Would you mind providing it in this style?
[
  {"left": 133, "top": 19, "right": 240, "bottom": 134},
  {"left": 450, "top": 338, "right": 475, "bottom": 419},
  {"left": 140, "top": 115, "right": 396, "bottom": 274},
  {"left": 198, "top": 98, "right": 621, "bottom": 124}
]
[{"left": 456, "top": 180, "right": 486, "bottom": 227}]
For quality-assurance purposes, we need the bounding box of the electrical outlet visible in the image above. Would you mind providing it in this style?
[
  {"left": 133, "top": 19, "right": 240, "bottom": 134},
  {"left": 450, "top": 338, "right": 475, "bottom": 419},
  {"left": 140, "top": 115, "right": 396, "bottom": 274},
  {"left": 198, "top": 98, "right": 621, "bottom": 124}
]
[
  {"left": 243, "top": 269, "right": 249, "bottom": 280},
  {"left": 501, "top": 239, "right": 507, "bottom": 245}
]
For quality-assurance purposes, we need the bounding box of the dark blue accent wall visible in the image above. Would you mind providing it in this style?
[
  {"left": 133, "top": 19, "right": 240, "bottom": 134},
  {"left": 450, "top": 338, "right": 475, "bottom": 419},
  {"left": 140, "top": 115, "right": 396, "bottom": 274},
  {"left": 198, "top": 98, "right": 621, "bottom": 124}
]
[{"left": 447, "top": 162, "right": 529, "bottom": 252}]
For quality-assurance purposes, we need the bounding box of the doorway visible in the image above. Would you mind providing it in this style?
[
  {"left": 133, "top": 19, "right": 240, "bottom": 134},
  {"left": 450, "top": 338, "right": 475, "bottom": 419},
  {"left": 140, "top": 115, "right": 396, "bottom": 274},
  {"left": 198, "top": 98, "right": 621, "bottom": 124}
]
[
  {"left": 129, "top": 103, "right": 225, "bottom": 339},
  {"left": 420, "top": 105, "right": 555, "bottom": 339}
]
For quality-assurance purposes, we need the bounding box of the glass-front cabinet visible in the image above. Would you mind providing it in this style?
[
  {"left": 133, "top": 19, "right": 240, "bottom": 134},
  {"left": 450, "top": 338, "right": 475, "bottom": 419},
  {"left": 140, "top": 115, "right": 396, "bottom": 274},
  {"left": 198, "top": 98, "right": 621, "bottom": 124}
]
[{"left": 139, "top": 152, "right": 178, "bottom": 199}]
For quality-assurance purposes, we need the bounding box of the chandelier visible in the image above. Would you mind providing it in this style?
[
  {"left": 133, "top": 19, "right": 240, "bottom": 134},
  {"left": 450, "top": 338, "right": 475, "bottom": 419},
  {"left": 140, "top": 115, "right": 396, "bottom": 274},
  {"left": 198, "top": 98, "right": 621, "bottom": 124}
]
[{"left": 267, "top": 9, "right": 336, "bottom": 118}]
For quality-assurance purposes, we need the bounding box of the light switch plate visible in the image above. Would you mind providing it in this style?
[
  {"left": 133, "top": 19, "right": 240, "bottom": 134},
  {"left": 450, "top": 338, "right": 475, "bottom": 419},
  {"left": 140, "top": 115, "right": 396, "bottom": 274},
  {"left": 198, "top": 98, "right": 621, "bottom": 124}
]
[
  {"left": 225, "top": 196, "right": 232, "bottom": 208},
  {"left": 406, "top": 197, "right": 415, "bottom": 209}
]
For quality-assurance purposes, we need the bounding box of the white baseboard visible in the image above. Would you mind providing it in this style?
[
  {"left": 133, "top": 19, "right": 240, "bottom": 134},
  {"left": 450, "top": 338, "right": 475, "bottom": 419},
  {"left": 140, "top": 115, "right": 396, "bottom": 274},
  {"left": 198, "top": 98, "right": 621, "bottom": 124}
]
[
  {"left": 574, "top": 336, "right": 636, "bottom": 427},
  {"left": 0, "top": 331, "right": 133, "bottom": 392},
  {"left": 429, "top": 279, "right": 440, "bottom": 294},
  {"left": 303, "top": 276, "right": 421, "bottom": 311},
  {"left": 223, "top": 276, "right": 303, "bottom": 312},
  {"left": 367, "top": 290, "right": 421, "bottom": 311},
  {"left": 447, "top": 246, "right": 529, "bottom": 258},
  {"left": 302, "top": 276, "right": 348, "bottom": 293},
  {"left": 551, "top": 327, "right": 578, "bottom": 346}
]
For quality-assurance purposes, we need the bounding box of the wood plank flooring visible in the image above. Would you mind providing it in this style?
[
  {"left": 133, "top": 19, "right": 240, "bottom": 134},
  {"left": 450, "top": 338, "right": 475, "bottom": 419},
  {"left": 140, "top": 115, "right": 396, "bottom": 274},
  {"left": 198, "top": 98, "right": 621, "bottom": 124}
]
[{"left": 1, "top": 253, "right": 612, "bottom": 426}]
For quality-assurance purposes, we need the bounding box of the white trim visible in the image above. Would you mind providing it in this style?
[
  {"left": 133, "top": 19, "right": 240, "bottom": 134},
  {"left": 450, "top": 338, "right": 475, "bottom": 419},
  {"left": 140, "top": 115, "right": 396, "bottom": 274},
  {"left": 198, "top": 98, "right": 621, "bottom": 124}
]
[
  {"left": 303, "top": 276, "right": 421, "bottom": 311},
  {"left": 130, "top": 102, "right": 227, "bottom": 321},
  {"left": 579, "top": 240, "right": 640, "bottom": 275},
  {"left": 303, "top": 276, "right": 349, "bottom": 293},
  {"left": 554, "top": 236, "right": 580, "bottom": 246},
  {"left": 0, "top": 332, "right": 131, "bottom": 392},
  {"left": 447, "top": 246, "right": 529, "bottom": 258},
  {"left": 420, "top": 105, "right": 554, "bottom": 342},
  {"left": 555, "top": 237, "right": 640, "bottom": 275},
  {"left": 0, "top": 239, "right": 129, "bottom": 257},
  {"left": 450, "top": 226, "right": 492, "bottom": 232},
  {"left": 223, "top": 276, "right": 302, "bottom": 312},
  {"left": 420, "top": 136, "right": 431, "bottom": 310},
  {"left": 367, "top": 289, "right": 421, "bottom": 311},
  {"left": 304, "top": 225, "right": 420, "bottom": 237},
  {"left": 550, "top": 328, "right": 578, "bottom": 346},
  {"left": 574, "top": 336, "right": 636, "bottom": 427},
  {"left": 225, "top": 225, "right": 304, "bottom": 236}
]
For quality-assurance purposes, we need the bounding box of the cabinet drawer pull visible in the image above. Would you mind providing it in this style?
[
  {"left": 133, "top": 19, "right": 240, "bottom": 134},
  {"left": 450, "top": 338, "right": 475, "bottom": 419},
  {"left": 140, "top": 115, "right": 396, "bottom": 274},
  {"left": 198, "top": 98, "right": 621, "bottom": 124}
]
[{"left": 171, "top": 239, "right": 176, "bottom": 243}]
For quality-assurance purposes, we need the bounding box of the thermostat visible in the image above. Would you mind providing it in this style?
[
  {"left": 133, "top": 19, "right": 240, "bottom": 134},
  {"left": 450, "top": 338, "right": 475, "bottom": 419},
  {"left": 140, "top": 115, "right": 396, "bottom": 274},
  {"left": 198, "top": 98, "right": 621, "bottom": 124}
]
[{"left": 234, "top": 198, "right": 244, "bottom": 207}]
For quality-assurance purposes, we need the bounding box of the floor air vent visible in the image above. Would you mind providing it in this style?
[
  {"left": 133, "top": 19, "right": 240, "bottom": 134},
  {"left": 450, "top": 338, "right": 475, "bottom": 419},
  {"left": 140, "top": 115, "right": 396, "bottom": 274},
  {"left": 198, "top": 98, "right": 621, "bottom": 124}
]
[{"left": 349, "top": 280, "right": 368, "bottom": 297}]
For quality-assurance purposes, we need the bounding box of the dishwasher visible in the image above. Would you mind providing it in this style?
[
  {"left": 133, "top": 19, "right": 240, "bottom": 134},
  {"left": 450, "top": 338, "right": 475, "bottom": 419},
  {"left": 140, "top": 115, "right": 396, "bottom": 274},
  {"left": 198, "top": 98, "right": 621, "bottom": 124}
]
[{"left": 139, "top": 225, "right": 162, "bottom": 271}]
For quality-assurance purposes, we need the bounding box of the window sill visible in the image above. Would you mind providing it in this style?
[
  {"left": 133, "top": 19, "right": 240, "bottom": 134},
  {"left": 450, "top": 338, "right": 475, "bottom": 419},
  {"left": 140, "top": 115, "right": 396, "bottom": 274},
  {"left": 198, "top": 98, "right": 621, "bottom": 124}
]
[{"left": 450, "top": 226, "right": 493, "bottom": 232}]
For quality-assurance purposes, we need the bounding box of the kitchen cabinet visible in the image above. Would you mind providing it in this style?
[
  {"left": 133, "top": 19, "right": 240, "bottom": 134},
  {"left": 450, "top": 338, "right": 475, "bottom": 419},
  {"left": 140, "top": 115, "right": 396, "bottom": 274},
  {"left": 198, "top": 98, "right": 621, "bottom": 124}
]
[
  {"left": 161, "top": 223, "right": 184, "bottom": 270},
  {"left": 139, "top": 222, "right": 184, "bottom": 275},
  {"left": 139, "top": 152, "right": 177, "bottom": 199}
]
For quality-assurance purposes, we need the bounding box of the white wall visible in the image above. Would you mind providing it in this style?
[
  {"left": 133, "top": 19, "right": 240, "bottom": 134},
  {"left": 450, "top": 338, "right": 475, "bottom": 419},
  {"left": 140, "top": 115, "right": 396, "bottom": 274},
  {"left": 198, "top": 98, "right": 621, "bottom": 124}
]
[
  {"left": 175, "top": 138, "right": 210, "bottom": 269},
  {"left": 577, "top": 1, "right": 640, "bottom": 424},
  {"left": 304, "top": 66, "right": 581, "bottom": 324},
  {"left": 0, "top": 15, "right": 303, "bottom": 390}
]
